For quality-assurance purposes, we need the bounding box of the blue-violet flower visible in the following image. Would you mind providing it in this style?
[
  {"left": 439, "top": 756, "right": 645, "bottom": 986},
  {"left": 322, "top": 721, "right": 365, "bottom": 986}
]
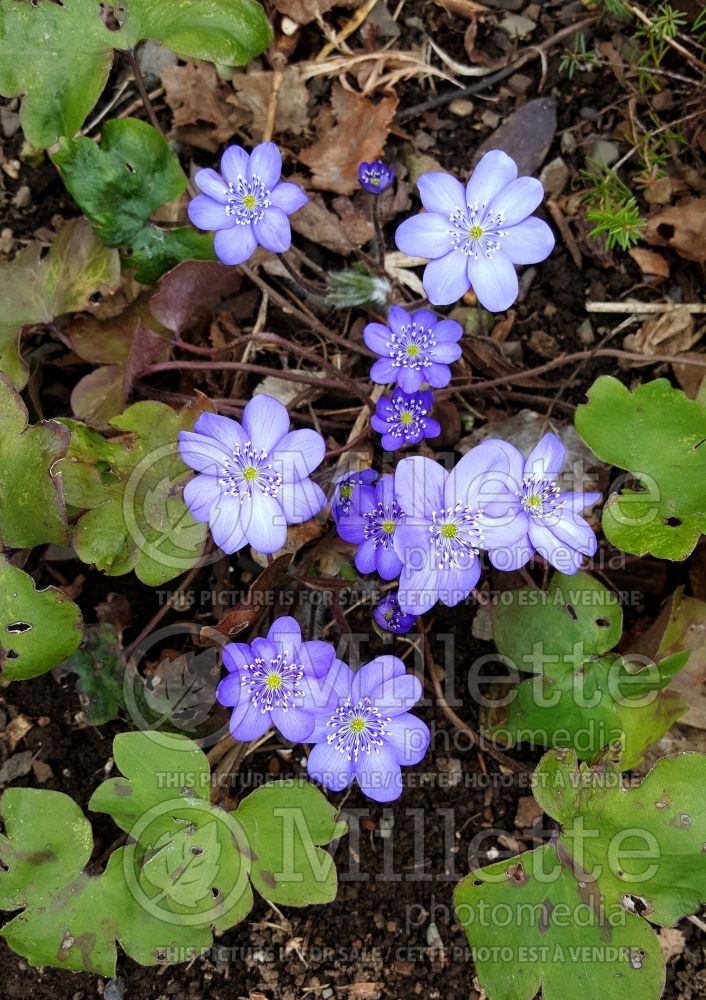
[
  {"left": 364, "top": 306, "right": 462, "bottom": 393},
  {"left": 373, "top": 593, "right": 417, "bottom": 635},
  {"left": 216, "top": 616, "right": 340, "bottom": 743},
  {"left": 330, "top": 469, "right": 377, "bottom": 524},
  {"left": 188, "top": 141, "right": 308, "bottom": 266},
  {"left": 307, "top": 656, "right": 430, "bottom": 802},
  {"left": 358, "top": 160, "right": 395, "bottom": 195},
  {"left": 371, "top": 386, "right": 441, "bottom": 451},
  {"left": 394, "top": 150, "right": 555, "bottom": 311},
  {"left": 336, "top": 473, "right": 405, "bottom": 580},
  {"left": 179, "top": 395, "right": 326, "bottom": 555}
]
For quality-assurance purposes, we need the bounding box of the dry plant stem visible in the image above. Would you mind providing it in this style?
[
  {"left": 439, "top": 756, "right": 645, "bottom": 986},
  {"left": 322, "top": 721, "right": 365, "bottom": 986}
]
[
  {"left": 257, "top": 331, "right": 373, "bottom": 404},
  {"left": 587, "top": 301, "right": 706, "bottom": 315},
  {"left": 127, "top": 48, "right": 163, "bottom": 133},
  {"left": 315, "top": 0, "right": 380, "bottom": 62},
  {"left": 211, "top": 740, "right": 252, "bottom": 801},
  {"left": 279, "top": 252, "right": 327, "bottom": 296},
  {"left": 422, "top": 628, "right": 530, "bottom": 775},
  {"left": 371, "top": 197, "right": 386, "bottom": 271}
]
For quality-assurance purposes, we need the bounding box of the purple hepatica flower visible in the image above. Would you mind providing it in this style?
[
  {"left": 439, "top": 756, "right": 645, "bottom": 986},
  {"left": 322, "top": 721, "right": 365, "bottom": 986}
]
[
  {"left": 371, "top": 386, "right": 441, "bottom": 452},
  {"left": 188, "top": 142, "right": 308, "bottom": 266},
  {"left": 358, "top": 160, "right": 395, "bottom": 195},
  {"left": 179, "top": 395, "right": 325, "bottom": 555},
  {"left": 477, "top": 433, "right": 601, "bottom": 574},
  {"left": 330, "top": 469, "right": 377, "bottom": 524},
  {"left": 395, "top": 150, "right": 555, "bottom": 311},
  {"left": 217, "top": 616, "right": 340, "bottom": 743},
  {"left": 307, "top": 655, "right": 430, "bottom": 802},
  {"left": 336, "top": 473, "right": 405, "bottom": 580},
  {"left": 392, "top": 448, "right": 517, "bottom": 614},
  {"left": 373, "top": 593, "right": 416, "bottom": 635},
  {"left": 364, "top": 305, "right": 462, "bottom": 393}
]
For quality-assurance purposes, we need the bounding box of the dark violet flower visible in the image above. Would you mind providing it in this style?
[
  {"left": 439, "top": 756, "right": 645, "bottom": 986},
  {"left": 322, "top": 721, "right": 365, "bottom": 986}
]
[
  {"left": 392, "top": 449, "right": 513, "bottom": 614},
  {"left": 475, "top": 433, "right": 601, "bottom": 574},
  {"left": 364, "top": 306, "right": 462, "bottom": 393},
  {"left": 373, "top": 593, "right": 417, "bottom": 635},
  {"left": 336, "top": 473, "right": 405, "bottom": 580},
  {"left": 358, "top": 160, "right": 395, "bottom": 195},
  {"left": 188, "top": 142, "right": 308, "bottom": 266},
  {"left": 330, "top": 469, "right": 377, "bottom": 524},
  {"left": 371, "top": 386, "right": 441, "bottom": 451},
  {"left": 307, "top": 655, "right": 430, "bottom": 802},
  {"left": 394, "top": 150, "right": 555, "bottom": 311},
  {"left": 179, "top": 395, "right": 326, "bottom": 555},
  {"left": 217, "top": 616, "right": 340, "bottom": 743}
]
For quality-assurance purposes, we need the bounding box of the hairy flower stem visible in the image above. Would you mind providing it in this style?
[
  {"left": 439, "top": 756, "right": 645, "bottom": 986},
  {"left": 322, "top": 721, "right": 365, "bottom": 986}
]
[
  {"left": 371, "top": 197, "right": 386, "bottom": 270},
  {"left": 279, "top": 253, "right": 327, "bottom": 296}
]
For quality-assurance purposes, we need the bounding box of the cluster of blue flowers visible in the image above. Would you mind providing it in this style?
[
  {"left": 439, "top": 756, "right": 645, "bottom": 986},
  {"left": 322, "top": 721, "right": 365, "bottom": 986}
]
[
  {"left": 182, "top": 141, "right": 600, "bottom": 800},
  {"left": 217, "top": 616, "right": 429, "bottom": 802}
]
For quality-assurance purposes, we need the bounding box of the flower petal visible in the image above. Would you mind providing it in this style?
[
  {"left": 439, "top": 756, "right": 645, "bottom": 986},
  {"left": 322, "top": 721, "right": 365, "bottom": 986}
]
[
  {"left": 387, "top": 305, "right": 411, "bottom": 336},
  {"left": 364, "top": 321, "right": 393, "bottom": 356},
  {"left": 501, "top": 217, "right": 555, "bottom": 265},
  {"left": 221, "top": 145, "right": 249, "bottom": 185},
  {"left": 352, "top": 656, "right": 406, "bottom": 700},
  {"left": 188, "top": 195, "right": 235, "bottom": 232},
  {"left": 215, "top": 672, "right": 241, "bottom": 708},
  {"left": 397, "top": 367, "right": 424, "bottom": 393},
  {"left": 430, "top": 319, "right": 463, "bottom": 343},
  {"left": 272, "top": 429, "right": 325, "bottom": 480},
  {"left": 548, "top": 509, "right": 598, "bottom": 556},
  {"left": 489, "top": 176, "right": 544, "bottom": 226},
  {"left": 193, "top": 411, "right": 246, "bottom": 452},
  {"left": 394, "top": 213, "right": 453, "bottom": 259},
  {"left": 279, "top": 478, "right": 326, "bottom": 523},
  {"left": 308, "top": 741, "right": 354, "bottom": 792},
  {"left": 525, "top": 432, "right": 565, "bottom": 481},
  {"left": 355, "top": 538, "right": 378, "bottom": 574},
  {"left": 370, "top": 358, "right": 397, "bottom": 384},
  {"left": 229, "top": 701, "right": 271, "bottom": 741},
  {"left": 466, "top": 150, "right": 518, "bottom": 208},
  {"left": 385, "top": 714, "right": 431, "bottom": 765},
  {"left": 210, "top": 496, "right": 247, "bottom": 553},
  {"left": 242, "top": 394, "right": 290, "bottom": 451},
  {"left": 195, "top": 168, "right": 230, "bottom": 202},
  {"left": 270, "top": 181, "right": 308, "bottom": 215},
  {"left": 271, "top": 706, "right": 314, "bottom": 743},
  {"left": 397, "top": 557, "right": 441, "bottom": 615},
  {"left": 300, "top": 640, "right": 336, "bottom": 678},
  {"left": 488, "top": 535, "right": 534, "bottom": 571},
  {"left": 241, "top": 494, "right": 287, "bottom": 553},
  {"left": 248, "top": 141, "right": 282, "bottom": 189},
  {"left": 528, "top": 521, "right": 586, "bottom": 574},
  {"left": 417, "top": 172, "right": 465, "bottom": 215},
  {"left": 253, "top": 207, "right": 291, "bottom": 253},
  {"left": 214, "top": 225, "right": 257, "bottom": 265},
  {"left": 367, "top": 673, "right": 422, "bottom": 717},
  {"left": 423, "top": 252, "right": 470, "bottom": 306},
  {"left": 183, "top": 474, "right": 221, "bottom": 522},
  {"left": 467, "top": 249, "right": 518, "bottom": 312},
  {"left": 447, "top": 439, "right": 522, "bottom": 510},
  {"left": 354, "top": 746, "right": 402, "bottom": 802},
  {"left": 178, "top": 431, "right": 229, "bottom": 474},
  {"left": 266, "top": 614, "right": 302, "bottom": 652},
  {"left": 376, "top": 544, "right": 403, "bottom": 581},
  {"left": 222, "top": 642, "right": 253, "bottom": 673},
  {"left": 394, "top": 455, "right": 446, "bottom": 518}
]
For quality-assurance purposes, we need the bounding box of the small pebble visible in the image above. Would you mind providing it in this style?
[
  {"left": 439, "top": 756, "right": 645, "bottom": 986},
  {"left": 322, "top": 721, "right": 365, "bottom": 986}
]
[
  {"left": 498, "top": 14, "right": 536, "bottom": 39},
  {"left": 540, "top": 157, "right": 570, "bottom": 198},
  {"left": 578, "top": 319, "right": 595, "bottom": 345},
  {"left": 448, "top": 99, "right": 475, "bottom": 117},
  {"left": 507, "top": 72, "right": 533, "bottom": 96},
  {"left": 13, "top": 185, "right": 31, "bottom": 209},
  {"left": 104, "top": 979, "right": 125, "bottom": 1000},
  {"left": 480, "top": 110, "right": 500, "bottom": 129}
]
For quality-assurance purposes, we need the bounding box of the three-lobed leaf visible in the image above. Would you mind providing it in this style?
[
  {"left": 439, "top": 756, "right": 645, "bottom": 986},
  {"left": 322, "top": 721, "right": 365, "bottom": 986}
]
[
  {"left": 576, "top": 377, "right": 706, "bottom": 560},
  {"left": 454, "top": 747, "right": 706, "bottom": 1000},
  {"left": 0, "top": 0, "right": 273, "bottom": 149}
]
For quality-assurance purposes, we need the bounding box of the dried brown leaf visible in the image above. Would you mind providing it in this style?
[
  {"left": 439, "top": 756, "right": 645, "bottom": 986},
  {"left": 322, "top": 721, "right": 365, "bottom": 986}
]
[
  {"left": 624, "top": 305, "right": 699, "bottom": 357},
  {"left": 299, "top": 84, "right": 398, "bottom": 194},
  {"left": 628, "top": 247, "right": 670, "bottom": 279},
  {"left": 274, "top": 0, "right": 350, "bottom": 25},
  {"left": 200, "top": 553, "right": 293, "bottom": 643},
  {"left": 231, "top": 67, "right": 310, "bottom": 137},
  {"left": 161, "top": 62, "right": 245, "bottom": 146},
  {"left": 646, "top": 197, "right": 706, "bottom": 263}
]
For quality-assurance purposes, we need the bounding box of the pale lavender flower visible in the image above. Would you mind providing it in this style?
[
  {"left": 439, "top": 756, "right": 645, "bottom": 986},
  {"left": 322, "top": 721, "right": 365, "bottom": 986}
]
[
  {"left": 178, "top": 395, "right": 326, "bottom": 555},
  {"left": 307, "top": 656, "right": 430, "bottom": 802},
  {"left": 188, "top": 142, "right": 308, "bottom": 265},
  {"left": 394, "top": 150, "right": 554, "bottom": 311},
  {"left": 364, "top": 306, "right": 462, "bottom": 393}
]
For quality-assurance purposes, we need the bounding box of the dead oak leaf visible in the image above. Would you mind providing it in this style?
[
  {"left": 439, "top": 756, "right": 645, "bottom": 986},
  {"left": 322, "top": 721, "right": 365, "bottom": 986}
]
[
  {"left": 646, "top": 196, "right": 706, "bottom": 263},
  {"left": 161, "top": 62, "right": 245, "bottom": 146},
  {"left": 299, "top": 84, "right": 398, "bottom": 195},
  {"left": 231, "top": 67, "right": 309, "bottom": 137},
  {"left": 274, "top": 0, "right": 356, "bottom": 26}
]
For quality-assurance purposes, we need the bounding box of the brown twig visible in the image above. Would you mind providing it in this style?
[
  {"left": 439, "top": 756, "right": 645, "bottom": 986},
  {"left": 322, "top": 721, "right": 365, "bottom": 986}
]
[{"left": 127, "top": 48, "right": 163, "bottom": 133}]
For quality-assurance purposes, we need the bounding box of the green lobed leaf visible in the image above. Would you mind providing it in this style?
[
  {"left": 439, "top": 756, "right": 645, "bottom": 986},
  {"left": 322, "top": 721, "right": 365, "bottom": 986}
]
[
  {"left": 490, "top": 572, "right": 689, "bottom": 768},
  {"left": 0, "top": 558, "right": 83, "bottom": 682},
  {"left": 54, "top": 622, "right": 126, "bottom": 725},
  {"left": 127, "top": 226, "right": 216, "bottom": 285},
  {"left": 0, "top": 0, "right": 273, "bottom": 149},
  {"left": 455, "top": 747, "right": 706, "bottom": 1000},
  {"left": 0, "top": 219, "right": 120, "bottom": 388},
  {"left": 0, "top": 375, "right": 69, "bottom": 548},
  {"left": 575, "top": 376, "right": 706, "bottom": 560},
  {"left": 57, "top": 398, "right": 213, "bottom": 586}
]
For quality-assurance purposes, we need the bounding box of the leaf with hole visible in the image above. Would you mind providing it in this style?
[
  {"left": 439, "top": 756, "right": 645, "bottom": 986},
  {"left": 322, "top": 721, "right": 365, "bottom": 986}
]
[
  {"left": 0, "top": 558, "right": 83, "bottom": 682},
  {"left": 54, "top": 622, "right": 126, "bottom": 725},
  {"left": 575, "top": 377, "right": 706, "bottom": 560},
  {"left": 0, "top": 0, "right": 273, "bottom": 149},
  {"left": 454, "top": 746, "right": 706, "bottom": 1000}
]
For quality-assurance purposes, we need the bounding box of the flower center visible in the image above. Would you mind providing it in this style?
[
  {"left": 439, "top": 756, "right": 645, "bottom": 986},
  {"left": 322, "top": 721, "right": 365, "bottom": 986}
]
[
  {"left": 364, "top": 499, "right": 404, "bottom": 549},
  {"left": 326, "top": 697, "right": 390, "bottom": 760},
  {"left": 219, "top": 441, "right": 283, "bottom": 502},
  {"left": 449, "top": 201, "right": 506, "bottom": 259},
  {"left": 388, "top": 322, "right": 435, "bottom": 371},
  {"left": 400, "top": 411, "right": 413, "bottom": 426},
  {"left": 429, "top": 503, "right": 484, "bottom": 570},
  {"left": 226, "top": 174, "right": 272, "bottom": 224},
  {"left": 242, "top": 652, "right": 304, "bottom": 712},
  {"left": 340, "top": 484, "right": 353, "bottom": 500},
  {"left": 519, "top": 475, "right": 562, "bottom": 519}
]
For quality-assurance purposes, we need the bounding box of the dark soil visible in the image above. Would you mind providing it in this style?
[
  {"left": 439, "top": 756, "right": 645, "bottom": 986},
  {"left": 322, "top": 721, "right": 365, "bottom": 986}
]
[{"left": 1, "top": 0, "right": 705, "bottom": 998}]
